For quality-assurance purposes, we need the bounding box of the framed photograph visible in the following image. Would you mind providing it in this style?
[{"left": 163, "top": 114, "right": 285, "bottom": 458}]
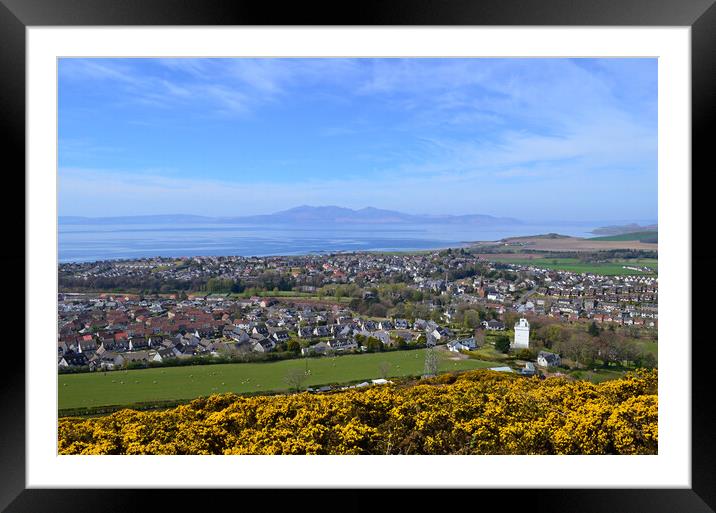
[{"left": 3, "top": 0, "right": 713, "bottom": 510}]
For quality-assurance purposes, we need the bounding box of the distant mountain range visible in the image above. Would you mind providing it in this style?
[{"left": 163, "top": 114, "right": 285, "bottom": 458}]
[
  {"left": 590, "top": 223, "right": 657, "bottom": 236},
  {"left": 59, "top": 206, "right": 523, "bottom": 226}
]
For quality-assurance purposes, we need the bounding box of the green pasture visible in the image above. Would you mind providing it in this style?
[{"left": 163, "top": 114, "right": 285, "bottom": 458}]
[
  {"left": 58, "top": 348, "right": 501, "bottom": 410},
  {"left": 590, "top": 231, "right": 657, "bottom": 242}
]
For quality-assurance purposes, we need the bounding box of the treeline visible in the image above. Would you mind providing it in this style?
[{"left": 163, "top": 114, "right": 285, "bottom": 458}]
[
  {"left": 59, "top": 274, "right": 198, "bottom": 294},
  {"left": 579, "top": 249, "right": 658, "bottom": 261},
  {"left": 528, "top": 250, "right": 658, "bottom": 261},
  {"left": 58, "top": 271, "right": 296, "bottom": 295},
  {"left": 451, "top": 304, "right": 501, "bottom": 329},
  {"left": 58, "top": 368, "right": 658, "bottom": 455}
]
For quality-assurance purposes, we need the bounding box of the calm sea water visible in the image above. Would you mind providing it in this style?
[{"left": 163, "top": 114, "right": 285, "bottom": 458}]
[{"left": 58, "top": 222, "right": 599, "bottom": 263}]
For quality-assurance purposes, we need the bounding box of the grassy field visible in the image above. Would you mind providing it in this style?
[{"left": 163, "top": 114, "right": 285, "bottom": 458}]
[
  {"left": 485, "top": 256, "right": 657, "bottom": 275},
  {"left": 58, "top": 348, "right": 501, "bottom": 411},
  {"left": 590, "top": 231, "right": 658, "bottom": 242},
  {"left": 630, "top": 338, "right": 658, "bottom": 357}
]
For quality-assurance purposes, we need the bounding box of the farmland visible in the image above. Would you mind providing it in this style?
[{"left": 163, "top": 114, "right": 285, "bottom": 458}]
[
  {"left": 471, "top": 235, "right": 658, "bottom": 252},
  {"left": 590, "top": 231, "right": 658, "bottom": 243},
  {"left": 58, "top": 348, "right": 501, "bottom": 412}
]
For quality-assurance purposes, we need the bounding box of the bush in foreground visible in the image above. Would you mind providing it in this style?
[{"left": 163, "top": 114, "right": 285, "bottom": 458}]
[{"left": 58, "top": 369, "right": 657, "bottom": 455}]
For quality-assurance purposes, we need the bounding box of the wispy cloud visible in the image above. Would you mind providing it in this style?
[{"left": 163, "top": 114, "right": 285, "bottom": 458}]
[{"left": 61, "top": 58, "right": 265, "bottom": 116}]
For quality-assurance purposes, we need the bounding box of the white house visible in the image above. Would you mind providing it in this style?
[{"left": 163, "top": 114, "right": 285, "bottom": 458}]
[
  {"left": 447, "top": 337, "right": 477, "bottom": 353},
  {"left": 537, "top": 351, "right": 561, "bottom": 368},
  {"left": 512, "top": 318, "right": 530, "bottom": 349}
]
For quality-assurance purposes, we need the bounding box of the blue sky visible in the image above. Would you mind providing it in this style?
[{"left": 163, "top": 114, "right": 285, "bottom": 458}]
[{"left": 58, "top": 58, "right": 657, "bottom": 222}]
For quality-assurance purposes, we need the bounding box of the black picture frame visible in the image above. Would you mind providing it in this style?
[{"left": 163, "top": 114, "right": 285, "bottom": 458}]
[{"left": 2, "top": 0, "right": 712, "bottom": 511}]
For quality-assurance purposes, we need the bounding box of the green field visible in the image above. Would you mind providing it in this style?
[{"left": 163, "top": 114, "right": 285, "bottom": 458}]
[
  {"left": 630, "top": 339, "right": 658, "bottom": 357},
  {"left": 487, "top": 256, "right": 657, "bottom": 275},
  {"left": 590, "top": 231, "right": 658, "bottom": 242},
  {"left": 58, "top": 349, "right": 501, "bottom": 411}
]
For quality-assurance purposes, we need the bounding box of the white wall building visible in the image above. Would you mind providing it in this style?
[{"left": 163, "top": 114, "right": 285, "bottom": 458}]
[{"left": 512, "top": 318, "right": 530, "bottom": 349}]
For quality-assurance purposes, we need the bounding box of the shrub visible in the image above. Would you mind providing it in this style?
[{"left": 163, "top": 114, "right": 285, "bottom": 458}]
[{"left": 58, "top": 369, "right": 657, "bottom": 455}]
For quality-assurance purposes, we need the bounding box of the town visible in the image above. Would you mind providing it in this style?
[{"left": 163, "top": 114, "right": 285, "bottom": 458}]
[{"left": 58, "top": 248, "right": 658, "bottom": 387}]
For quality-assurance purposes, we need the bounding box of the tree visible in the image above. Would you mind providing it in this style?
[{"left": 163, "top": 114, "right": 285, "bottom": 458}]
[
  {"left": 638, "top": 351, "right": 657, "bottom": 369},
  {"left": 616, "top": 339, "right": 640, "bottom": 367},
  {"left": 503, "top": 312, "right": 519, "bottom": 330},
  {"left": 555, "top": 332, "right": 596, "bottom": 368},
  {"left": 538, "top": 324, "right": 569, "bottom": 349},
  {"left": 365, "top": 337, "right": 383, "bottom": 352},
  {"left": 588, "top": 321, "right": 601, "bottom": 337},
  {"left": 286, "top": 339, "right": 301, "bottom": 353},
  {"left": 596, "top": 331, "right": 622, "bottom": 367},
  {"left": 424, "top": 347, "right": 439, "bottom": 376},
  {"left": 462, "top": 310, "right": 482, "bottom": 330},
  {"left": 390, "top": 335, "right": 407, "bottom": 349},
  {"left": 430, "top": 310, "right": 443, "bottom": 323},
  {"left": 284, "top": 368, "right": 308, "bottom": 392},
  {"left": 368, "top": 303, "right": 388, "bottom": 318},
  {"left": 474, "top": 329, "right": 486, "bottom": 348},
  {"left": 495, "top": 335, "right": 511, "bottom": 354}
]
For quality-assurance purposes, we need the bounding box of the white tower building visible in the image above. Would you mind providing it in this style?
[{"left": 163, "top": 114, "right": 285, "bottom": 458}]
[{"left": 512, "top": 318, "right": 530, "bottom": 349}]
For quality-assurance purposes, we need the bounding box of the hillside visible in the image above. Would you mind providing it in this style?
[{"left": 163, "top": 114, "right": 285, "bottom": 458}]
[
  {"left": 502, "top": 233, "right": 571, "bottom": 241},
  {"left": 591, "top": 223, "right": 657, "bottom": 236},
  {"left": 58, "top": 368, "right": 657, "bottom": 455}
]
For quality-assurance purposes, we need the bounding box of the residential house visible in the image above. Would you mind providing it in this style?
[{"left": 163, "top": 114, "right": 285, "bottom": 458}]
[
  {"left": 251, "top": 338, "right": 276, "bottom": 353},
  {"left": 394, "top": 318, "right": 409, "bottom": 329},
  {"left": 327, "top": 338, "right": 358, "bottom": 352},
  {"left": 312, "top": 325, "right": 331, "bottom": 338},
  {"left": 59, "top": 351, "right": 88, "bottom": 368},
  {"left": 271, "top": 330, "right": 290, "bottom": 343},
  {"left": 129, "top": 337, "right": 149, "bottom": 351},
  {"left": 447, "top": 337, "right": 477, "bottom": 352},
  {"left": 537, "top": 351, "right": 562, "bottom": 368},
  {"left": 378, "top": 320, "right": 394, "bottom": 330},
  {"left": 483, "top": 319, "right": 506, "bottom": 331},
  {"left": 297, "top": 326, "right": 314, "bottom": 338}
]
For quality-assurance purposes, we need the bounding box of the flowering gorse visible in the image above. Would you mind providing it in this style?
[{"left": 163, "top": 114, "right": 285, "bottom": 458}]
[{"left": 58, "top": 369, "right": 657, "bottom": 455}]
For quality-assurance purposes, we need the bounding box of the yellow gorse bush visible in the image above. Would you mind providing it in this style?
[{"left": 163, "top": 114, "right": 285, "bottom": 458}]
[{"left": 58, "top": 369, "right": 657, "bottom": 455}]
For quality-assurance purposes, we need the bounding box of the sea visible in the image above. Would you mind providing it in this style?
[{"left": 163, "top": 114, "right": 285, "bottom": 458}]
[{"left": 57, "top": 221, "right": 605, "bottom": 263}]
